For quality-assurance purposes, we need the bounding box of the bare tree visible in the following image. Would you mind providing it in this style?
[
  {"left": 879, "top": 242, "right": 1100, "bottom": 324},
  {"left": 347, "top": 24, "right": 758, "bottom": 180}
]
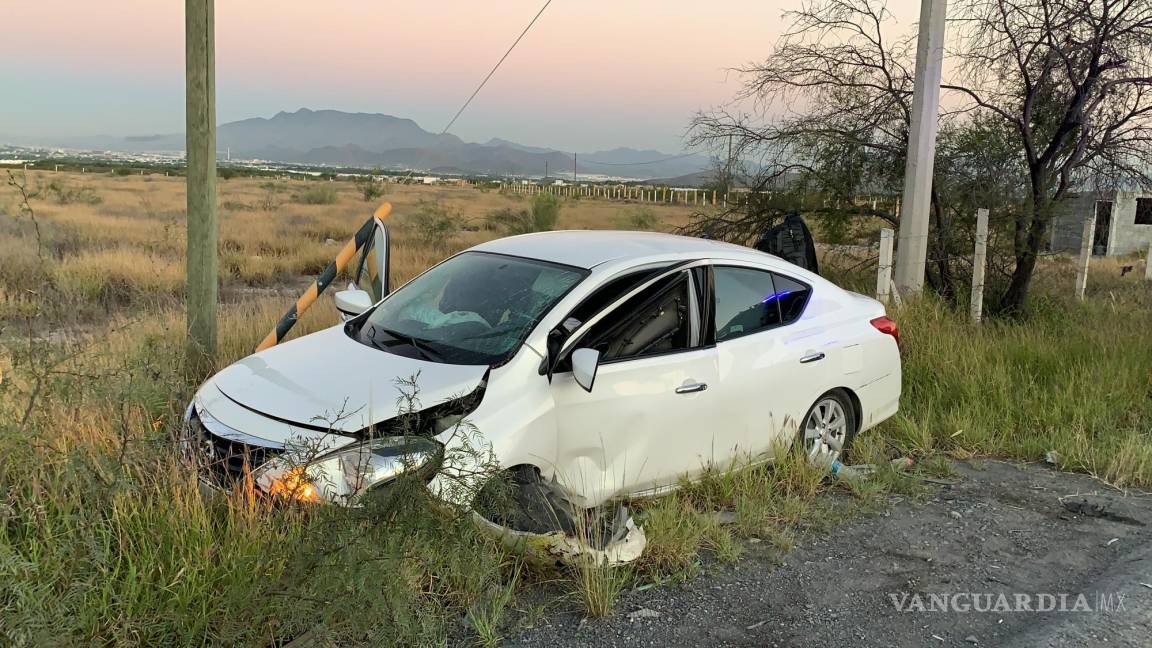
[
  {"left": 689, "top": 0, "right": 1152, "bottom": 312},
  {"left": 945, "top": 0, "right": 1152, "bottom": 312},
  {"left": 690, "top": 0, "right": 913, "bottom": 204},
  {"left": 687, "top": 0, "right": 964, "bottom": 296}
]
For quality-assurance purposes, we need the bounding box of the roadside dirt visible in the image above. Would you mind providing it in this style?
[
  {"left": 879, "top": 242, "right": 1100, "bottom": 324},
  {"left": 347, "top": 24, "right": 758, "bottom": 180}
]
[{"left": 505, "top": 460, "right": 1152, "bottom": 647}]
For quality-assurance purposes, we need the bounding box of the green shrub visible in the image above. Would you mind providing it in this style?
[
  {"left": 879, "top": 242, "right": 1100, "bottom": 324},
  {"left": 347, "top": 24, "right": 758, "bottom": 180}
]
[
  {"left": 358, "top": 178, "right": 386, "bottom": 202},
  {"left": 622, "top": 207, "right": 658, "bottom": 230},
  {"left": 44, "top": 180, "right": 102, "bottom": 206},
  {"left": 408, "top": 200, "right": 458, "bottom": 246},
  {"left": 293, "top": 184, "right": 338, "bottom": 205},
  {"left": 486, "top": 194, "right": 561, "bottom": 235}
]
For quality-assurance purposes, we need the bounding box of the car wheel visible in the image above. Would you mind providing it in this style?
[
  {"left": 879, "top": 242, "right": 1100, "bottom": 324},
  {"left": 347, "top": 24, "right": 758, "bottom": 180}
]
[{"left": 800, "top": 389, "right": 856, "bottom": 465}]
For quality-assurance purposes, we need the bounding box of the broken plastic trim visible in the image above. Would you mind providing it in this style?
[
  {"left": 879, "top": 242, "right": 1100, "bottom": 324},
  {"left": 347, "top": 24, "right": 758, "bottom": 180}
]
[
  {"left": 472, "top": 510, "right": 646, "bottom": 567},
  {"left": 472, "top": 466, "right": 647, "bottom": 566}
]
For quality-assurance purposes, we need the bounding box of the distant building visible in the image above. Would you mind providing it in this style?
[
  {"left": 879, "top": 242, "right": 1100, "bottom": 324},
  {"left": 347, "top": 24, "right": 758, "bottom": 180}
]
[{"left": 1049, "top": 191, "right": 1152, "bottom": 256}]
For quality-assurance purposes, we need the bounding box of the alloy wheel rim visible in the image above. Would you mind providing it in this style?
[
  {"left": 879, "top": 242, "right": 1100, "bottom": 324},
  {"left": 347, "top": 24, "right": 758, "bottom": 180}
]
[{"left": 803, "top": 398, "right": 847, "bottom": 464}]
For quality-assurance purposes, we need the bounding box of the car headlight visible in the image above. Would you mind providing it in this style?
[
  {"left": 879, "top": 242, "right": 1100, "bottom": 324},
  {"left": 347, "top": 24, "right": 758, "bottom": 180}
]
[{"left": 255, "top": 435, "right": 443, "bottom": 504}]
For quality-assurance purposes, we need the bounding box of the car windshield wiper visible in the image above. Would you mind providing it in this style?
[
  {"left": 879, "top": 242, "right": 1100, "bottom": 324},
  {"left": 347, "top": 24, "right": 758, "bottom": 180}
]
[{"left": 371, "top": 325, "right": 444, "bottom": 362}]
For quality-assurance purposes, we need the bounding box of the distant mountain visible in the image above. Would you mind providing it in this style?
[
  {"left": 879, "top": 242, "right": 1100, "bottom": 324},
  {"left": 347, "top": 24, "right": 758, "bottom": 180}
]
[
  {"left": 647, "top": 169, "right": 719, "bottom": 188},
  {"left": 484, "top": 138, "right": 554, "bottom": 155},
  {"left": 2, "top": 108, "right": 712, "bottom": 180},
  {"left": 221, "top": 109, "right": 462, "bottom": 153}
]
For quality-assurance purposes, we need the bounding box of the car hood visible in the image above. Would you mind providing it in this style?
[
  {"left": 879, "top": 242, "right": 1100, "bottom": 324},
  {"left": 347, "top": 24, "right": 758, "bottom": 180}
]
[{"left": 206, "top": 325, "right": 489, "bottom": 434}]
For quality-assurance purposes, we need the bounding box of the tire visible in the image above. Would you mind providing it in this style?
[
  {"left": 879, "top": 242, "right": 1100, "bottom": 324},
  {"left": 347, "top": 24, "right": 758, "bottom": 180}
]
[{"left": 799, "top": 389, "right": 857, "bottom": 465}]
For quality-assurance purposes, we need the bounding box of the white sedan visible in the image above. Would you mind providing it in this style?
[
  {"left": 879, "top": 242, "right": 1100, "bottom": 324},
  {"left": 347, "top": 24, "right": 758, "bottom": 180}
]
[{"left": 185, "top": 229, "right": 901, "bottom": 513}]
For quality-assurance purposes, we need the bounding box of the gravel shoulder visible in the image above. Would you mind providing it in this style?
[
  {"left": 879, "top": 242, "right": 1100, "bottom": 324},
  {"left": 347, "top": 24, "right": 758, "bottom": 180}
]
[{"left": 505, "top": 460, "right": 1152, "bottom": 647}]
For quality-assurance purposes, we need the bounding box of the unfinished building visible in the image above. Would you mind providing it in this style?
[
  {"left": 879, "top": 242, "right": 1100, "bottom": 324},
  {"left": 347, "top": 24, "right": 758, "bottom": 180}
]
[{"left": 1049, "top": 192, "right": 1152, "bottom": 256}]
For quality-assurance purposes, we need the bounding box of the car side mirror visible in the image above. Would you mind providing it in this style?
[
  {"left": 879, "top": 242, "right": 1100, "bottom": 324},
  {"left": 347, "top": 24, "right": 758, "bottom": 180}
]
[
  {"left": 335, "top": 289, "right": 373, "bottom": 319},
  {"left": 571, "top": 348, "right": 600, "bottom": 393}
]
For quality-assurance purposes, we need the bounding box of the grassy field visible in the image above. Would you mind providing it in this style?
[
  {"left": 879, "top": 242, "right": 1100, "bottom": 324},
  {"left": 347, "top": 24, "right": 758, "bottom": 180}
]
[{"left": 1, "top": 170, "right": 1150, "bottom": 645}]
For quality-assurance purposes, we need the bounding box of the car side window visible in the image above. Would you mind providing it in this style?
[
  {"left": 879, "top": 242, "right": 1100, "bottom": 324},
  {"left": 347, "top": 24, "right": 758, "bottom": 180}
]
[
  {"left": 577, "top": 272, "right": 692, "bottom": 362},
  {"left": 713, "top": 266, "right": 811, "bottom": 341},
  {"left": 773, "top": 272, "right": 811, "bottom": 324},
  {"left": 713, "top": 266, "right": 781, "bottom": 340}
]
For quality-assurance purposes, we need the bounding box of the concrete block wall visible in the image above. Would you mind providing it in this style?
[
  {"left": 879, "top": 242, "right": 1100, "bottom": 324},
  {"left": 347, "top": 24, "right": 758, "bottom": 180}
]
[
  {"left": 1107, "top": 193, "right": 1152, "bottom": 256},
  {"left": 1048, "top": 192, "right": 1152, "bottom": 256}
]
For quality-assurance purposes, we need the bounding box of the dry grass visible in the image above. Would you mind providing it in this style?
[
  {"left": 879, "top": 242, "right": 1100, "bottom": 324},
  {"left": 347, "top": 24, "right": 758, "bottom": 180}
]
[
  {"left": 0, "top": 171, "right": 697, "bottom": 325},
  {"left": 3, "top": 168, "right": 1151, "bottom": 642}
]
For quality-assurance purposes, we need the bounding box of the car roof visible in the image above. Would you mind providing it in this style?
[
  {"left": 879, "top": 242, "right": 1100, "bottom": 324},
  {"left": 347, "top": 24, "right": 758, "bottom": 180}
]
[{"left": 470, "top": 230, "right": 765, "bottom": 269}]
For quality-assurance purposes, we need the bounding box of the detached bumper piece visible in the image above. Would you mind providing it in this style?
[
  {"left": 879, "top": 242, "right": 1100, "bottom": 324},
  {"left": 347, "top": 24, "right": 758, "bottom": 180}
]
[{"left": 472, "top": 466, "right": 647, "bottom": 567}]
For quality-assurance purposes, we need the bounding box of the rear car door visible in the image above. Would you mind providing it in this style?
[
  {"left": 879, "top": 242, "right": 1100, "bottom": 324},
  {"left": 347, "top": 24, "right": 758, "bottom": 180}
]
[
  {"left": 549, "top": 264, "right": 721, "bottom": 504},
  {"left": 709, "top": 264, "right": 826, "bottom": 459}
]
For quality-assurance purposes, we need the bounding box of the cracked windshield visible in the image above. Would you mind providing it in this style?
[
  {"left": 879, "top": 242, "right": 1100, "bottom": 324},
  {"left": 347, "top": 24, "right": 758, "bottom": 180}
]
[{"left": 353, "top": 251, "right": 585, "bottom": 364}]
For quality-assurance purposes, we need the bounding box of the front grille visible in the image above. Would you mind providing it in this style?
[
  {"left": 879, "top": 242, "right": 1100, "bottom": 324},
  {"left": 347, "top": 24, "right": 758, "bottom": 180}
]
[{"left": 190, "top": 411, "right": 283, "bottom": 487}]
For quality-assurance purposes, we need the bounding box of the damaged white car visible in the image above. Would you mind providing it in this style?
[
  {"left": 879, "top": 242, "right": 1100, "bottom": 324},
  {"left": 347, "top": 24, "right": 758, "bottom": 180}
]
[{"left": 184, "top": 227, "right": 901, "bottom": 563}]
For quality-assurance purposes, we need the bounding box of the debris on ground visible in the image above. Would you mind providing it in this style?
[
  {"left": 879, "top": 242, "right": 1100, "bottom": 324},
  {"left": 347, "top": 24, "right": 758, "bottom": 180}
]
[
  {"left": 627, "top": 608, "right": 661, "bottom": 622},
  {"left": 472, "top": 466, "right": 647, "bottom": 566},
  {"left": 829, "top": 456, "right": 913, "bottom": 481},
  {"left": 473, "top": 510, "right": 647, "bottom": 567},
  {"left": 504, "top": 460, "right": 1152, "bottom": 648},
  {"left": 1060, "top": 494, "right": 1146, "bottom": 526},
  {"left": 712, "top": 510, "right": 738, "bottom": 525}
]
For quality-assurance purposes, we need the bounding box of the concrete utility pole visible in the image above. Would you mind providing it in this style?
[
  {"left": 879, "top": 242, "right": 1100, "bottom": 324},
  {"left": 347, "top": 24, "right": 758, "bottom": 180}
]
[
  {"left": 970, "top": 208, "right": 989, "bottom": 323},
  {"left": 186, "top": 0, "right": 218, "bottom": 368},
  {"left": 893, "top": 0, "right": 948, "bottom": 295},
  {"left": 1075, "top": 214, "right": 1095, "bottom": 300},
  {"left": 876, "top": 228, "right": 895, "bottom": 304}
]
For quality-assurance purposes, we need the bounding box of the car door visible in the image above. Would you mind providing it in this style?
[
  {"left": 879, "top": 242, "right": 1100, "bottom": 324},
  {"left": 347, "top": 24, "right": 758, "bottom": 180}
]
[
  {"left": 336, "top": 216, "right": 390, "bottom": 321},
  {"left": 709, "top": 264, "right": 823, "bottom": 460},
  {"left": 549, "top": 263, "right": 721, "bottom": 505}
]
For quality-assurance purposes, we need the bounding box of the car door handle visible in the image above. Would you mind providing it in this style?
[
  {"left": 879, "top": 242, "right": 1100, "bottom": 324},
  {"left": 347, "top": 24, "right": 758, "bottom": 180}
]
[
  {"left": 675, "top": 382, "right": 708, "bottom": 394},
  {"left": 800, "top": 352, "right": 826, "bottom": 364}
]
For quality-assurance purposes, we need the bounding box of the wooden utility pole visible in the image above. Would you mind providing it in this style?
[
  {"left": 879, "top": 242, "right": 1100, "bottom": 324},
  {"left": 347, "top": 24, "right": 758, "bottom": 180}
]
[
  {"left": 970, "top": 208, "right": 989, "bottom": 323},
  {"left": 894, "top": 0, "right": 948, "bottom": 295},
  {"left": 572, "top": 153, "right": 577, "bottom": 183},
  {"left": 186, "top": 0, "right": 218, "bottom": 368}
]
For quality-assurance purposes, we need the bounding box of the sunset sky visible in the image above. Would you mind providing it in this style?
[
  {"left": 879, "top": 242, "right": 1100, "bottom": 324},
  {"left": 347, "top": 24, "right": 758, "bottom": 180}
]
[{"left": 2, "top": 0, "right": 921, "bottom": 152}]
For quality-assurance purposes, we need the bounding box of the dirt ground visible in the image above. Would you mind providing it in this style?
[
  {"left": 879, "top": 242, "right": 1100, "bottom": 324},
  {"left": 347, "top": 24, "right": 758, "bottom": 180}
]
[{"left": 506, "top": 460, "right": 1152, "bottom": 647}]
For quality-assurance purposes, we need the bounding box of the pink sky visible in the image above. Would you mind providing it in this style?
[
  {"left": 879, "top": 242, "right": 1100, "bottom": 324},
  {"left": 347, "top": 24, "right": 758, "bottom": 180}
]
[{"left": 1, "top": 0, "right": 921, "bottom": 151}]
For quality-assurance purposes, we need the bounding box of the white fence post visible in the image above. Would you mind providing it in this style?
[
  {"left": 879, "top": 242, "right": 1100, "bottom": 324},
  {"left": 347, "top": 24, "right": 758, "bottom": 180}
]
[
  {"left": 970, "top": 208, "right": 989, "bottom": 323},
  {"left": 877, "top": 228, "right": 895, "bottom": 303},
  {"left": 1075, "top": 213, "right": 1095, "bottom": 300},
  {"left": 1146, "top": 242, "right": 1152, "bottom": 281}
]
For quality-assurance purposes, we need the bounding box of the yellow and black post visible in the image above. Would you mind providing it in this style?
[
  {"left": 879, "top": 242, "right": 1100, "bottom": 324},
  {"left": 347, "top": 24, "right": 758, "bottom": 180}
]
[{"left": 255, "top": 203, "right": 391, "bottom": 352}]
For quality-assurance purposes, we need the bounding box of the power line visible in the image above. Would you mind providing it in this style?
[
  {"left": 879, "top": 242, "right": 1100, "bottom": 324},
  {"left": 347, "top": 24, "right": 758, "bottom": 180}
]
[{"left": 438, "top": 0, "right": 554, "bottom": 137}]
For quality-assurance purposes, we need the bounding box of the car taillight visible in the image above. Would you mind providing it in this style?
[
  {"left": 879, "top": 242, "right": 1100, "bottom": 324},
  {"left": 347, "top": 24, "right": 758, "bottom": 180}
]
[{"left": 870, "top": 316, "right": 900, "bottom": 349}]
